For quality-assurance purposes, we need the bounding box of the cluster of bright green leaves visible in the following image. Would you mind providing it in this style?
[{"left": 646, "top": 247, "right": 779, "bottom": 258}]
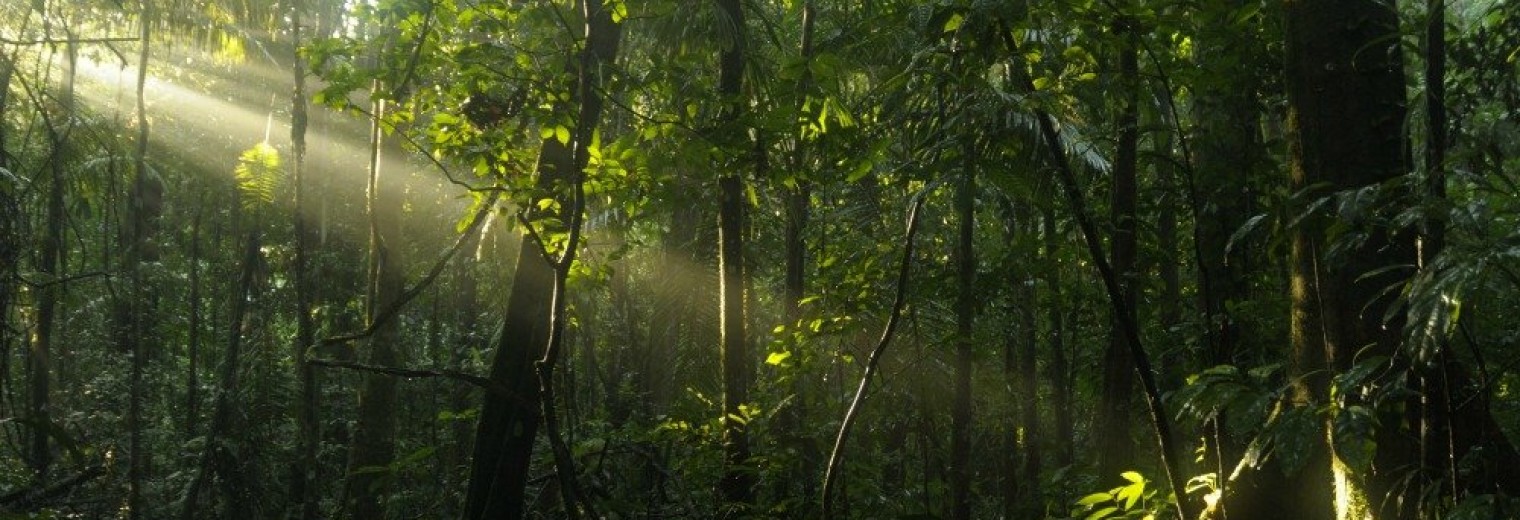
[{"left": 1074, "top": 471, "right": 1158, "bottom": 520}]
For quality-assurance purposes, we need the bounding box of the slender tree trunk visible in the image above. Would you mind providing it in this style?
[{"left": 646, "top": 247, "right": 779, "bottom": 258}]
[
  {"left": 289, "top": 1, "right": 321, "bottom": 516},
  {"left": 779, "top": 1, "right": 817, "bottom": 510},
  {"left": 185, "top": 207, "right": 202, "bottom": 437},
  {"left": 1014, "top": 206, "right": 1041, "bottom": 511},
  {"left": 462, "top": 3, "right": 622, "bottom": 517},
  {"left": 1095, "top": 15, "right": 1141, "bottom": 482},
  {"left": 1193, "top": 0, "right": 1263, "bottom": 376},
  {"left": 1043, "top": 209, "right": 1073, "bottom": 474},
  {"left": 344, "top": 86, "right": 401, "bottom": 520},
  {"left": 27, "top": 37, "right": 75, "bottom": 483},
  {"left": 124, "top": 4, "right": 157, "bottom": 517},
  {"left": 949, "top": 145, "right": 976, "bottom": 520},
  {"left": 178, "top": 233, "right": 260, "bottom": 520}
]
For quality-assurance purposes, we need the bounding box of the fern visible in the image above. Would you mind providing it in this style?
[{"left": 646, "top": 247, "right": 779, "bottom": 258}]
[{"left": 233, "top": 142, "right": 283, "bottom": 211}]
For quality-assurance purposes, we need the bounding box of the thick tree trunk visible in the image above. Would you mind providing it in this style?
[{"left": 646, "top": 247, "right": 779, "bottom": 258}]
[
  {"left": 462, "top": 3, "right": 622, "bottom": 518},
  {"left": 1096, "top": 16, "right": 1141, "bottom": 482},
  {"left": 1282, "top": 1, "right": 1411, "bottom": 518},
  {"left": 714, "top": 0, "right": 753, "bottom": 512}
]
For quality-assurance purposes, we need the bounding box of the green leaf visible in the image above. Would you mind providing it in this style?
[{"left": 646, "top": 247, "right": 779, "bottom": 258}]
[
  {"left": 555, "top": 125, "right": 571, "bottom": 145},
  {"left": 943, "top": 13, "right": 964, "bottom": 33},
  {"left": 1121, "top": 471, "right": 1145, "bottom": 484},
  {"left": 1085, "top": 506, "right": 1118, "bottom": 520},
  {"left": 1076, "top": 492, "right": 1111, "bottom": 507},
  {"left": 765, "top": 351, "right": 792, "bottom": 366}
]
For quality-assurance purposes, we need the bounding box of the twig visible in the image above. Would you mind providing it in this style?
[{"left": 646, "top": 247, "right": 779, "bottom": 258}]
[
  {"left": 821, "top": 193, "right": 928, "bottom": 519},
  {"left": 0, "top": 36, "right": 137, "bottom": 45},
  {"left": 322, "top": 191, "right": 500, "bottom": 346}
]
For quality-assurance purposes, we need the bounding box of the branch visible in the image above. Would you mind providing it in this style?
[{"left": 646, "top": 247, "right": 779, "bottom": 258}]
[
  {"left": 322, "top": 191, "right": 501, "bottom": 346},
  {"left": 0, "top": 36, "right": 138, "bottom": 46},
  {"left": 308, "top": 358, "right": 515, "bottom": 399},
  {"left": 0, "top": 465, "right": 105, "bottom": 511},
  {"left": 17, "top": 270, "right": 111, "bottom": 289},
  {"left": 821, "top": 193, "right": 927, "bottom": 519}
]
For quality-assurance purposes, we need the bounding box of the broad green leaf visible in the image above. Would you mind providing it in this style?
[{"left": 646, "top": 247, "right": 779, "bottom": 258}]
[
  {"left": 1121, "top": 471, "right": 1145, "bottom": 484},
  {"left": 943, "top": 13, "right": 964, "bottom": 33},
  {"left": 1085, "top": 506, "right": 1118, "bottom": 520},
  {"left": 765, "top": 351, "right": 792, "bottom": 366},
  {"left": 1076, "top": 492, "right": 1111, "bottom": 507}
]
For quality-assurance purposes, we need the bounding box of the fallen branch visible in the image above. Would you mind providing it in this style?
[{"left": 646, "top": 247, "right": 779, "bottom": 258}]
[
  {"left": 821, "top": 193, "right": 927, "bottom": 519},
  {"left": 0, "top": 464, "right": 105, "bottom": 511}
]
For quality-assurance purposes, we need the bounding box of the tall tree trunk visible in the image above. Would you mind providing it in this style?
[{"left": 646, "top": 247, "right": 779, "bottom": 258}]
[
  {"left": 462, "top": 3, "right": 622, "bottom": 517},
  {"left": 344, "top": 86, "right": 401, "bottom": 520},
  {"left": 1193, "top": 0, "right": 1263, "bottom": 376},
  {"left": 185, "top": 207, "right": 201, "bottom": 438},
  {"left": 1014, "top": 205, "right": 1041, "bottom": 511},
  {"left": 716, "top": 0, "right": 753, "bottom": 511},
  {"left": 178, "top": 233, "right": 260, "bottom": 520},
  {"left": 124, "top": 4, "right": 158, "bottom": 517},
  {"left": 289, "top": 1, "right": 321, "bottom": 516},
  {"left": 1282, "top": 1, "right": 1411, "bottom": 517},
  {"left": 779, "top": 0, "right": 817, "bottom": 511},
  {"left": 1043, "top": 209, "right": 1073, "bottom": 474},
  {"left": 1095, "top": 15, "right": 1141, "bottom": 482},
  {"left": 27, "top": 36, "right": 75, "bottom": 484},
  {"left": 949, "top": 144, "right": 976, "bottom": 520}
]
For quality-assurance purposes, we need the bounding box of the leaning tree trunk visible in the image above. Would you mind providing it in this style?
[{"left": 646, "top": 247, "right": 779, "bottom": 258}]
[{"left": 462, "top": 3, "right": 622, "bottom": 518}]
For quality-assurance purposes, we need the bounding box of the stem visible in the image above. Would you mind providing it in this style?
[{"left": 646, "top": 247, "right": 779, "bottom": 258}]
[{"left": 821, "top": 194, "right": 927, "bottom": 519}]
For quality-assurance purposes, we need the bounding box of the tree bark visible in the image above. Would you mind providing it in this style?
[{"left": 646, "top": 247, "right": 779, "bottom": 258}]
[
  {"left": 288, "top": 1, "right": 321, "bottom": 516},
  {"left": 462, "top": 3, "right": 622, "bottom": 518},
  {"left": 124, "top": 4, "right": 157, "bottom": 517},
  {"left": 344, "top": 85, "right": 401, "bottom": 520},
  {"left": 1095, "top": 15, "right": 1141, "bottom": 483},
  {"left": 714, "top": 0, "right": 753, "bottom": 512},
  {"left": 949, "top": 142, "right": 976, "bottom": 520},
  {"left": 1283, "top": 1, "right": 1411, "bottom": 518}
]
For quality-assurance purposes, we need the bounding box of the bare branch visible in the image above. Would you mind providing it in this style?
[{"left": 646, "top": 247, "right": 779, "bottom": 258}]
[{"left": 322, "top": 191, "right": 501, "bottom": 346}]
